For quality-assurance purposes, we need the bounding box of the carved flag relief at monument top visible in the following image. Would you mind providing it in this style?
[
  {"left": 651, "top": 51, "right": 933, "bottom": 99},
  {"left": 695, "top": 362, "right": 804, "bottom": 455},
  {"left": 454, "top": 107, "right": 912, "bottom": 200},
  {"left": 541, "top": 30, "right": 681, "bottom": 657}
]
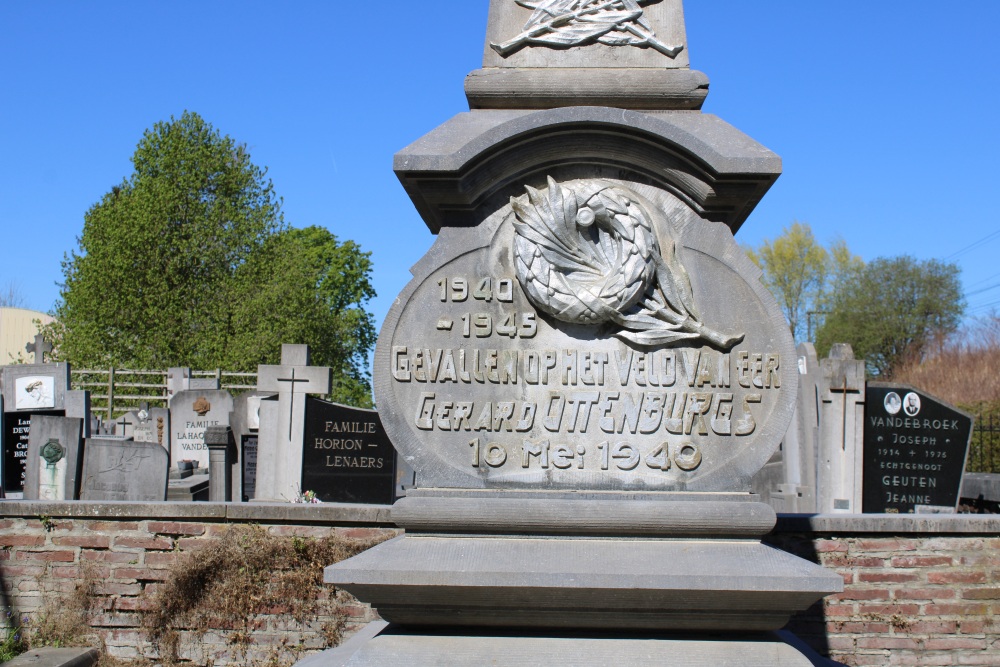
[{"left": 2, "top": 1, "right": 999, "bottom": 333}]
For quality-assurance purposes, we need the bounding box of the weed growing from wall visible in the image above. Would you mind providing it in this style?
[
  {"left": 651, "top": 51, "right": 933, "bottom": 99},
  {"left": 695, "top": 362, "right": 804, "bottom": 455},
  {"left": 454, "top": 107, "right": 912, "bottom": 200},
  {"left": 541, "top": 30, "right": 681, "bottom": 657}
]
[{"left": 143, "top": 524, "right": 388, "bottom": 666}]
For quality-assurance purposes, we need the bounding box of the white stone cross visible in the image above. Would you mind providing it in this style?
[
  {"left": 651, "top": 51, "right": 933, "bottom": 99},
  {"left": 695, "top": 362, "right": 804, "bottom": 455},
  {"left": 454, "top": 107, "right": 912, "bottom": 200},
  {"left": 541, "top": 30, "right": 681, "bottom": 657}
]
[{"left": 254, "top": 344, "right": 332, "bottom": 501}]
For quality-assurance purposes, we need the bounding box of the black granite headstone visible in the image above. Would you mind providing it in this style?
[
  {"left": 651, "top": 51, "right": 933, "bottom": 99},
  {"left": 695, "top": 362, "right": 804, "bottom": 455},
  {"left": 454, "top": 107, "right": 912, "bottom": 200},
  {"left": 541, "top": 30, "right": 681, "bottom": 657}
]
[
  {"left": 863, "top": 383, "right": 972, "bottom": 513},
  {"left": 302, "top": 397, "right": 397, "bottom": 505},
  {"left": 3, "top": 410, "right": 63, "bottom": 495},
  {"left": 241, "top": 434, "right": 258, "bottom": 502}
]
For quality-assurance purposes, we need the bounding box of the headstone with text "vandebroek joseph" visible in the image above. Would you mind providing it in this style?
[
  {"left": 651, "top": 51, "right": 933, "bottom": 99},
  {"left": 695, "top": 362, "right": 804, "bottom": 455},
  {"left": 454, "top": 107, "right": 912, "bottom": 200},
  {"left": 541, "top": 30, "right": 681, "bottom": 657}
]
[{"left": 863, "top": 382, "right": 972, "bottom": 513}]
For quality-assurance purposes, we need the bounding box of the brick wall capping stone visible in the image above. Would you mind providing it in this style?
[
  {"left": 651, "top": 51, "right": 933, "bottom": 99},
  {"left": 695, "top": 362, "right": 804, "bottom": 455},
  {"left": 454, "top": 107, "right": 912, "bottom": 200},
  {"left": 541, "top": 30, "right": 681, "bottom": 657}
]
[
  {"left": 3, "top": 647, "right": 99, "bottom": 667},
  {"left": 325, "top": 535, "right": 843, "bottom": 632},
  {"left": 0, "top": 500, "right": 394, "bottom": 525},
  {"left": 312, "top": 627, "right": 824, "bottom": 667},
  {"left": 465, "top": 68, "right": 709, "bottom": 110},
  {"left": 394, "top": 107, "right": 781, "bottom": 235},
  {"left": 774, "top": 512, "right": 1000, "bottom": 534},
  {"left": 391, "top": 494, "right": 776, "bottom": 538}
]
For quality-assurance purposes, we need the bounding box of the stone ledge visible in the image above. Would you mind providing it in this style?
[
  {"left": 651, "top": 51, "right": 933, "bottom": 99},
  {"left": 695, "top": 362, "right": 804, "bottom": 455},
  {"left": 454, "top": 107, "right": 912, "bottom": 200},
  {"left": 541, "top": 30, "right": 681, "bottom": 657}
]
[
  {"left": 3, "top": 647, "right": 99, "bottom": 667},
  {"left": 775, "top": 513, "right": 1000, "bottom": 534},
  {"left": 0, "top": 500, "right": 395, "bottom": 526}
]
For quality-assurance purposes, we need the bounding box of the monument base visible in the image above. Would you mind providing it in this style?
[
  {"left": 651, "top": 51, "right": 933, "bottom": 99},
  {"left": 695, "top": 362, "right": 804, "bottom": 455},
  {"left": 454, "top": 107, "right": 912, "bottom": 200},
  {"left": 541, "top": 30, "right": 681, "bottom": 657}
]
[{"left": 299, "top": 622, "right": 842, "bottom": 667}]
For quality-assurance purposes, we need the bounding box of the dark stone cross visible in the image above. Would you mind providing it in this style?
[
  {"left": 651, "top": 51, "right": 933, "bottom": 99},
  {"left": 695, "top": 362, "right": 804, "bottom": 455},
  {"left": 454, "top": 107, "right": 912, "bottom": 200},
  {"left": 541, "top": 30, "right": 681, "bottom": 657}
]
[
  {"left": 25, "top": 334, "right": 53, "bottom": 364},
  {"left": 277, "top": 369, "right": 310, "bottom": 439}
]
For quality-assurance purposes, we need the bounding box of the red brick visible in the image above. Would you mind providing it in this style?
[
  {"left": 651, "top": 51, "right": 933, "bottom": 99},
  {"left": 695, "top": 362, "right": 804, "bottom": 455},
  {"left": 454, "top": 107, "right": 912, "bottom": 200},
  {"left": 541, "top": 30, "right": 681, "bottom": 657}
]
[
  {"left": 86, "top": 521, "right": 141, "bottom": 532},
  {"left": 927, "top": 571, "right": 986, "bottom": 584},
  {"left": 856, "top": 637, "right": 921, "bottom": 650},
  {"left": 0, "top": 520, "right": 16, "bottom": 529},
  {"left": 908, "top": 620, "right": 958, "bottom": 633},
  {"left": 16, "top": 550, "right": 74, "bottom": 562},
  {"left": 859, "top": 571, "right": 919, "bottom": 583},
  {"left": 925, "top": 638, "right": 987, "bottom": 650},
  {"left": 831, "top": 589, "right": 890, "bottom": 601},
  {"left": 81, "top": 551, "right": 138, "bottom": 563},
  {"left": 112, "top": 567, "right": 172, "bottom": 581},
  {"left": 824, "top": 604, "right": 857, "bottom": 617},
  {"left": 962, "top": 588, "right": 1000, "bottom": 600},
  {"left": 146, "top": 522, "right": 205, "bottom": 536},
  {"left": 143, "top": 552, "right": 180, "bottom": 566},
  {"left": 268, "top": 526, "right": 333, "bottom": 539},
  {"left": 857, "top": 603, "right": 920, "bottom": 615},
  {"left": 960, "top": 620, "right": 987, "bottom": 634},
  {"left": 176, "top": 537, "right": 216, "bottom": 550},
  {"left": 114, "top": 536, "right": 173, "bottom": 550},
  {"left": 0, "top": 564, "right": 45, "bottom": 577},
  {"left": 891, "top": 556, "right": 952, "bottom": 568},
  {"left": 832, "top": 622, "right": 890, "bottom": 634},
  {"left": 52, "top": 535, "right": 110, "bottom": 549},
  {"left": 895, "top": 588, "right": 955, "bottom": 600},
  {"left": 113, "top": 597, "right": 156, "bottom": 611},
  {"left": 856, "top": 538, "right": 917, "bottom": 552},
  {"left": 0, "top": 535, "right": 45, "bottom": 547},
  {"left": 336, "top": 527, "right": 396, "bottom": 540},
  {"left": 924, "top": 603, "right": 989, "bottom": 615},
  {"left": 95, "top": 582, "right": 142, "bottom": 596},
  {"left": 815, "top": 540, "right": 848, "bottom": 553}
]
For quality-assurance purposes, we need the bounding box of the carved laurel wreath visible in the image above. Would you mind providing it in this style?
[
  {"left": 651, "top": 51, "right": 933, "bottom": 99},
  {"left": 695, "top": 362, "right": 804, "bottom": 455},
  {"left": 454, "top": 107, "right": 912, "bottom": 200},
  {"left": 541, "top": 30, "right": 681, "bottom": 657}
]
[{"left": 511, "top": 177, "right": 743, "bottom": 349}]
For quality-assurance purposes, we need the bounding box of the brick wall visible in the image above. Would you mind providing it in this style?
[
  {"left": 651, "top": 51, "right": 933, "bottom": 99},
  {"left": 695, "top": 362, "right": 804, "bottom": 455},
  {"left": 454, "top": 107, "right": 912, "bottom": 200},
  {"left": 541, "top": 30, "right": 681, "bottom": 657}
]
[
  {"left": 0, "top": 505, "right": 997, "bottom": 666},
  {"left": 0, "top": 502, "right": 398, "bottom": 665},
  {"left": 769, "top": 515, "right": 1000, "bottom": 667}
]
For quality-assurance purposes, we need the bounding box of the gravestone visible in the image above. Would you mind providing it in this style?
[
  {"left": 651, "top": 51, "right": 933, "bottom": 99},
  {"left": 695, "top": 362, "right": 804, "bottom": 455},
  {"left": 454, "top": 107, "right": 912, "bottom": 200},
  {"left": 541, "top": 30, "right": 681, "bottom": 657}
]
[
  {"left": 23, "top": 416, "right": 84, "bottom": 500},
  {"left": 229, "top": 391, "right": 268, "bottom": 502},
  {"left": 316, "top": 2, "right": 843, "bottom": 665},
  {"left": 254, "top": 344, "right": 331, "bottom": 502},
  {"left": 1, "top": 362, "right": 89, "bottom": 497},
  {"left": 863, "top": 382, "right": 972, "bottom": 513},
  {"left": 79, "top": 438, "right": 168, "bottom": 501},
  {"left": 168, "top": 389, "right": 233, "bottom": 470},
  {"left": 118, "top": 405, "right": 170, "bottom": 449},
  {"left": 302, "top": 397, "right": 397, "bottom": 505}
]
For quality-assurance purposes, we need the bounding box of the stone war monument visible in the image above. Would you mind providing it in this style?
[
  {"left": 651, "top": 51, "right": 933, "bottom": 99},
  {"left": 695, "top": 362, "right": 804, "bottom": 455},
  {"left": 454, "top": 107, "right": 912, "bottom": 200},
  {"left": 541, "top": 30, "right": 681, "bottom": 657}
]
[
  {"left": 863, "top": 381, "right": 972, "bottom": 513},
  {"left": 319, "top": 1, "right": 843, "bottom": 665}
]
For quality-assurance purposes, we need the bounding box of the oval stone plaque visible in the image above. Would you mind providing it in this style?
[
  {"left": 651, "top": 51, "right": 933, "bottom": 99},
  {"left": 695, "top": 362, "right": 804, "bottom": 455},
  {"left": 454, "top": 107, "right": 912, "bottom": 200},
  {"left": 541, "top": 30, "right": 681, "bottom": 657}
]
[{"left": 375, "top": 179, "right": 796, "bottom": 492}]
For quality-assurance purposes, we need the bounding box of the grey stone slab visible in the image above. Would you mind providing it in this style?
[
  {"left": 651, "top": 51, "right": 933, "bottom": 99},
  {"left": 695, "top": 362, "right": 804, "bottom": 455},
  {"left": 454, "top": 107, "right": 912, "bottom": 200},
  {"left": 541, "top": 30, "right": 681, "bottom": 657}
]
[
  {"left": 375, "top": 179, "right": 796, "bottom": 493},
  {"left": 464, "top": 67, "right": 709, "bottom": 110},
  {"left": 189, "top": 377, "right": 220, "bottom": 390},
  {"left": 229, "top": 501, "right": 394, "bottom": 525},
  {"left": 961, "top": 472, "right": 1000, "bottom": 502},
  {"left": 118, "top": 407, "right": 169, "bottom": 448},
  {"left": 24, "top": 416, "right": 84, "bottom": 500},
  {"left": 79, "top": 438, "right": 168, "bottom": 501},
  {"left": 3, "top": 647, "right": 99, "bottom": 667},
  {"left": 482, "top": 0, "right": 690, "bottom": 69},
  {"left": 168, "top": 389, "right": 234, "bottom": 469},
  {"left": 326, "top": 534, "right": 841, "bottom": 631},
  {"left": 394, "top": 108, "right": 781, "bottom": 235},
  {"left": 167, "top": 473, "right": 209, "bottom": 502},
  {"left": 296, "top": 627, "right": 826, "bottom": 667},
  {"left": 774, "top": 512, "right": 1000, "bottom": 535},
  {"left": 64, "top": 390, "right": 91, "bottom": 438},
  {"left": 391, "top": 493, "right": 776, "bottom": 537},
  {"left": 0, "top": 500, "right": 229, "bottom": 519}
]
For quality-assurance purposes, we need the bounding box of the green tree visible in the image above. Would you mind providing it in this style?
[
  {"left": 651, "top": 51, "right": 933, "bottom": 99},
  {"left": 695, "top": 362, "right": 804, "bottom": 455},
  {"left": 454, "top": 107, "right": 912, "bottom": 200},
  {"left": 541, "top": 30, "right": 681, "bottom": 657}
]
[
  {"left": 57, "top": 111, "right": 377, "bottom": 405},
  {"left": 746, "top": 222, "right": 831, "bottom": 341},
  {"left": 815, "top": 256, "right": 964, "bottom": 377}
]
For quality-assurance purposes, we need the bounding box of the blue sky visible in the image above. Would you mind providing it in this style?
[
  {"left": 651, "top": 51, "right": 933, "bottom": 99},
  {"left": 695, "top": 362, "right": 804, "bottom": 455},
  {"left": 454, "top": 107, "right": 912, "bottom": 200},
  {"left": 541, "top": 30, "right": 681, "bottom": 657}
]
[{"left": 3, "top": 1, "right": 999, "bottom": 338}]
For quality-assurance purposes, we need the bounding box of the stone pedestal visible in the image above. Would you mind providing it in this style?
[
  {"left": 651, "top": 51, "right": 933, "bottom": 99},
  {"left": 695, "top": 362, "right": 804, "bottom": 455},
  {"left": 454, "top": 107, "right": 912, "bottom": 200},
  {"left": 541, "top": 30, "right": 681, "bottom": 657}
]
[{"left": 204, "top": 425, "right": 234, "bottom": 502}]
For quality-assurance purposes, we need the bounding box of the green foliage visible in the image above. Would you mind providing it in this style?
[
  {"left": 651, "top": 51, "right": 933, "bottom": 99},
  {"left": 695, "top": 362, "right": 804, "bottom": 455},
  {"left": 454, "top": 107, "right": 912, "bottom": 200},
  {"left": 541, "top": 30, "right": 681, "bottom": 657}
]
[
  {"left": 746, "top": 222, "right": 858, "bottom": 342},
  {"left": 815, "top": 256, "right": 964, "bottom": 377},
  {"left": 55, "top": 111, "right": 376, "bottom": 405},
  {"left": 0, "top": 611, "right": 27, "bottom": 662}
]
